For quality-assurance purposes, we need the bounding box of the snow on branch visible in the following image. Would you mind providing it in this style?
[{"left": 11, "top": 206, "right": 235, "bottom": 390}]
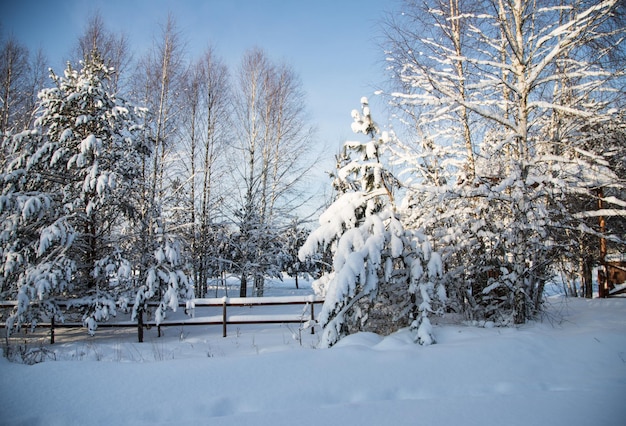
[{"left": 574, "top": 209, "right": 626, "bottom": 219}]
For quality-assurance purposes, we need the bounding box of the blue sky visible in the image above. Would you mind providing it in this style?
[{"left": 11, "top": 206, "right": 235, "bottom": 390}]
[{"left": 1, "top": 0, "right": 398, "bottom": 160}]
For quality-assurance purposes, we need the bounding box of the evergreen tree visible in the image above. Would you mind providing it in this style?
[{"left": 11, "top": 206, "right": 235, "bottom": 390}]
[
  {"left": 130, "top": 220, "right": 193, "bottom": 329},
  {"left": 299, "top": 99, "right": 445, "bottom": 347},
  {"left": 282, "top": 220, "right": 314, "bottom": 289},
  {"left": 0, "top": 52, "right": 149, "bottom": 333}
]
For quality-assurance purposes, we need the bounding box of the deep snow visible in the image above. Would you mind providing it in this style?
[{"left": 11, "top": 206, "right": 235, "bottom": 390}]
[{"left": 1, "top": 279, "right": 625, "bottom": 426}]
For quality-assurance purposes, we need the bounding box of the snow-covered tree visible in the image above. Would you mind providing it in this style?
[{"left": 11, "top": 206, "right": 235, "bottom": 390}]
[
  {"left": 230, "top": 48, "right": 315, "bottom": 297},
  {"left": 300, "top": 99, "right": 445, "bottom": 347},
  {"left": 122, "top": 15, "right": 193, "bottom": 330},
  {"left": 281, "top": 220, "right": 315, "bottom": 289},
  {"left": 384, "top": 0, "right": 626, "bottom": 322},
  {"left": 128, "top": 13, "right": 186, "bottom": 262},
  {"left": 176, "top": 46, "right": 230, "bottom": 298},
  {"left": 0, "top": 51, "right": 149, "bottom": 333},
  {"left": 72, "top": 11, "right": 131, "bottom": 95},
  {"left": 130, "top": 223, "right": 193, "bottom": 333}
]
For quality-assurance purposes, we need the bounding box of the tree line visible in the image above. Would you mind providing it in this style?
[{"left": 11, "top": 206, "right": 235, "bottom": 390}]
[
  {"left": 2, "top": 1, "right": 625, "bottom": 346},
  {"left": 0, "top": 13, "right": 319, "bottom": 334}
]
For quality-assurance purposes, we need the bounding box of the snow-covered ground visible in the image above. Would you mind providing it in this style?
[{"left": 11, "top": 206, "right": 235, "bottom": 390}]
[{"left": 1, "top": 278, "right": 625, "bottom": 425}]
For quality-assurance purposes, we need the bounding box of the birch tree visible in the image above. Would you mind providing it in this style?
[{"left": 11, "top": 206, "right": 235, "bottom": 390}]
[
  {"left": 129, "top": 13, "right": 186, "bottom": 263},
  {"left": 0, "top": 34, "right": 28, "bottom": 134},
  {"left": 178, "top": 46, "right": 230, "bottom": 297},
  {"left": 231, "top": 48, "right": 314, "bottom": 297},
  {"left": 0, "top": 34, "right": 45, "bottom": 135},
  {"left": 384, "top": 0, "right": 626, "bottom": 322},
  {"left": 128, "top": 14, "right": 191, "bottom": 326}
]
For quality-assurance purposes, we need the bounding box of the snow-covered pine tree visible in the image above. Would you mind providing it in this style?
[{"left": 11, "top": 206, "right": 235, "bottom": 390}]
[
  {"left": 0, "top": 51, "right": 149, "bottom": 334},
  {"left": 282, "top": 219, "right": 314, "bottom": 289},
  {"left": 230, "top": 198, "right": 281, "bottom": 298},
  {"left": 299, "top": 98, "right": 445, "bottom": 347},
  {"left": 130, "top": 219, "right": 193, "bottom": 333}
]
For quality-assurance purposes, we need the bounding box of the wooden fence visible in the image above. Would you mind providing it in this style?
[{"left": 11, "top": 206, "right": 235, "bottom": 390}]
[{"left": 0, "top": 295, "right": 325, "bottom": 344}]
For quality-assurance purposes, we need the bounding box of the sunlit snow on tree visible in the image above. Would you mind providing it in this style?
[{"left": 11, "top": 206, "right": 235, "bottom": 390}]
[
  {"left": 0, "top": 50, "right": 191, "bottom": 335},
  {"left": 300, "top": 98, "right": 446, "bottom": 347}
]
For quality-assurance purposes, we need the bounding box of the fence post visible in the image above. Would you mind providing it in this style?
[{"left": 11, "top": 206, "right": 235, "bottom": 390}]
[
  {"left": 222, "top": 297, "right": 228, "bottom": 337},
  {"left": 50, "top": 316, "right": 55, "bottom": 344},
  {"left": 310, "top": 303, "right": 315, "bottom": 335}
]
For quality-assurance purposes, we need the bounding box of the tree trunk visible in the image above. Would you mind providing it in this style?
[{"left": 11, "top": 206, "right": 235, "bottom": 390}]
[
  {"left": 239, "top": 274, "right": 247, "bottom": 298},
  {"left": 598, "top": 188, "right": 608, "bottom": 298},
  {"left": 137, "top": 308, "right": 144, "bottom": 343},
  {"left": 254, "top": 274, "right": 264, "bottom": 297},
  {"left": 533, "top": 279, "right": 545, "bottom": 314},
  {"left": 579, "top": 254, "right": 593, "bottom": 299},
  {"left": 513, "top": 287, "right": 526, "bottom": 325}
]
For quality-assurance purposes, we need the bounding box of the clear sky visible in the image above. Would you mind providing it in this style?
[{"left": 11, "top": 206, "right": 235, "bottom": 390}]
[{"left": 1, "top": 0, "right": 398, "bottom": 166}]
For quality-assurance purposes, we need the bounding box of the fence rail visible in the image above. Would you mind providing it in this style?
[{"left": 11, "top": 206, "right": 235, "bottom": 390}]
[{"left": 0, "top": 295, "right": 325, "bottom": 344}]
